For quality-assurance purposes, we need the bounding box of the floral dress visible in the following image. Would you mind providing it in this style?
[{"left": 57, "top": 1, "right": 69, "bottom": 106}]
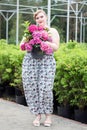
[{"left": 22, "top": 52, "right": 56, "bottom": 115}]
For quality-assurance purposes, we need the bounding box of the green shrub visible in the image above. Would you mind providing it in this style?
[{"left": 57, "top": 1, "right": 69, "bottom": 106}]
[
  {"left": 0, "top": 39, "right": 25, "bottom": 93},
  {"left": 0, "top": 40, "right": 87, "bottom": 108},
  {"left": 54, "top": 41, "right": 87, "bottom": 109}
]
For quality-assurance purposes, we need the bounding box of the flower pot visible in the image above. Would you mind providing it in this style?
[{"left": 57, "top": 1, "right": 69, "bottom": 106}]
[
  {"left": 15, "top": 87, "right": 23, "bottom": 96},
  {"left": 74, "top": 108, "right": 87, "bottom": 123},
  {"left": 0, "top": 86, "right": 5, "bottom": 97},
  {"left": 5, "top": 86, "right": 15, "bottom": 96},
  {"left": 57, "top": 105, "right": 74, "bottom": 119},
  {"left": 15, "top": 95, "right": 27, "bottom": 106},
  {"left": 0, "top": 89, "right": 3, "bottom": 97},
  {"left": 31, "top": 46, "right": 44, "bottom": 59},
  {"left": 53, "top": 91, "right": 59, "bottom": 114}
]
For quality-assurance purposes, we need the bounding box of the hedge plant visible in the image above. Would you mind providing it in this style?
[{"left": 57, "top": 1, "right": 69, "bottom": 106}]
[
  {"left": 0, "top": 39, "right": 87, "bottom": 109},
  {"left": 54, "top": 41, "right": 87, "bottom": 110},
  {"left": 0, "top": 39, "right": 25, "bottom": 93}
]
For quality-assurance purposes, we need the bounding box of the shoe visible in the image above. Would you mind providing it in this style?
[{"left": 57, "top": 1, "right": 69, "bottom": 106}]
[
  {"left": 44, "top": 115, "right": 52, "bottom": 127},
  {"left": 44, "top": 121, "right": 52, "bottom": 127},
  {"left": 33, "top": 115, "right": 41, "bottom": 127}
]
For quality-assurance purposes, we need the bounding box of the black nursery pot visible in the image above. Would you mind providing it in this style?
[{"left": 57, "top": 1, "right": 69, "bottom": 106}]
[
  {"left": 31, "top": 46, "right": 44, "bottom": 59},
  {"left": 0, "top": 84, "right": 6, "bottom": 97},
  {"left": 0, "top": 86, "right": 4, "bottom": 97},
  {"left": 15, "top": 87, "right": 23, "bottom": 96},
  {"left": 57, "top": 105, "right": 74, "bottom": 119},
  {"left": 74, "top": 108, "right": 87, "bottom": 124},
  {"left": 5, "top": 86, "right": 15, "bottom": 96},
  {"left": 15, "top": 95, "right": 27, "bottom": 106}
]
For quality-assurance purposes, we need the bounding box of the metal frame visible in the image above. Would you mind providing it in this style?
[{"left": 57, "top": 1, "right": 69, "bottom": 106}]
[{"left": 0, "top": 0, "right": 87, "bottom": 44}]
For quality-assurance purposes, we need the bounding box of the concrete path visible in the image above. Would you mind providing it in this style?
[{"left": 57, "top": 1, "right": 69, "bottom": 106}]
[{"left": 0, "top": 98, "right": 87, "bottom": 130}]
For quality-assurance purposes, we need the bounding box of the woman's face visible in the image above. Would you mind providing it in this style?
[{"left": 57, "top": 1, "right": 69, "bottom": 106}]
[{"left": 35, "top": 12, "right": 47, "bottom": 27}]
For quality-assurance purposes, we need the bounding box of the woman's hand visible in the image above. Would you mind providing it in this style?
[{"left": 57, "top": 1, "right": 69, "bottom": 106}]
[
  {"left": 45, "top": 41, "right": 58, "bottom": 52},
  {"left": 46, "top": 28, "right": 60, "bottom": 51}
]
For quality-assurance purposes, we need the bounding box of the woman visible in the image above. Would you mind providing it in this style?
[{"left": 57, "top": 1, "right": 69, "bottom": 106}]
[{"left": 20, "top": 9, "right": 60, "bottom": 127}]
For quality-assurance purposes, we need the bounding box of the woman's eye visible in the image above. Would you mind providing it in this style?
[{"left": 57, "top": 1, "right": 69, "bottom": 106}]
[
  {"left": 36, "top": 17, "right": 39, "bottom": 20},
  {"left": 40, "top": 16, "right": 44, "bottom": 18},
  {"left": 36, "top": 16, "right": 44, "bottom": 20}
]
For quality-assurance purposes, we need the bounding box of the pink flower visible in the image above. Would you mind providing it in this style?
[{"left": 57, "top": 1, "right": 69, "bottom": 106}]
[
  {"left": 41, "top": 30, "right": 49, "bottom": 41},
  {"left": 45, "top": 47, "right": 53, "bottom": 54},
  {"left": 20, "top": 43, "right": 26, "bottom": 51},
  {"left": 28, "top": 24, "right": 38, "bottom": 33},
  {"left": 48, "top": 36, "right": 52, "bottom": 42},
  {"left": 29, "top": 39, "right": 35, "bottom": 45},
  {"left": 40, "top": 42, "right": 53, "bottom": 54},
  {"left": 32, "top": 31, "right": 42, "bottom": 39},
  {"left": 25, "top": 43, "right": 32, "bottom": 51},
  {"left": 38, "top": 26, "right": 44, "bottom": 31},
  {"left": 21, "top": 21, "right": 53, "bottom": 55},
  {"left": 40, "top": 42, "right": 48, "bottom": 51},
  {"left": 33, "top": 37, "right": 42, "bottom": 44}
]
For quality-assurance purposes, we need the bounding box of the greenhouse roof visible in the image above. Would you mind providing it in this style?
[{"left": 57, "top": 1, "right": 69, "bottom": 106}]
[
  {"left": 0, "top": 0, "right": 87, "bottom": 44},
  {"left": 0, "top": 0, "right": 87, "bottom": 14}
]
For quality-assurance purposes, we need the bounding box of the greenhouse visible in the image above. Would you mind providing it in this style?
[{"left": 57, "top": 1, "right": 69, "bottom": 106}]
[
  {"left": 0, "top": 0, "right": 87, "bottom": 124},
  {"left": 0, "top": 0, "right": 87, "bottom": 44}
]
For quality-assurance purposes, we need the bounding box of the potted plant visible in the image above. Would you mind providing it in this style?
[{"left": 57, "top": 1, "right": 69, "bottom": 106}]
[
  {"left": 54, "top": 43, "right": 74, "bottom": 118},
  {"left": 69, "top": 64, "right": 87, "bottom": 123},
  {"left": 54, "top": 41, "right": 87, "bottom": 121},
  {"left": 9, "top": 50, "right": 27, "bottom": 106},
  {"left": 54, "top": 59, "right": 74, "bottom": 119}
]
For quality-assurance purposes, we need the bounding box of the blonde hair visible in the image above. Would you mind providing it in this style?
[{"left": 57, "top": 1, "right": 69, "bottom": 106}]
[{"left": 33, "top": 9, "right": 47, "bottom": 20}]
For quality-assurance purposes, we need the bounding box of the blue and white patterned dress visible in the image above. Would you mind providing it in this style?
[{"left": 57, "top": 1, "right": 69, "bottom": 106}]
[{"left": 22, "top": 52, "right": 56, "bottom": 115}]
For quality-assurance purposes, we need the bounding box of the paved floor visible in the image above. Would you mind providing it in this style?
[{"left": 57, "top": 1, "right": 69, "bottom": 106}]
[{"left": 0, "top": 98, "right": 87, "bottom": 130}]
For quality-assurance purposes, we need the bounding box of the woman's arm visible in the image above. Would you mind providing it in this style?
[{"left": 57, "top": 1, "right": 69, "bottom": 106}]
[
  {"left": 20, "top": 37, "right": 26, "bottom": 45},
  {"left": 46, "top": 28, "right": 60, "bottom": 51}
]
